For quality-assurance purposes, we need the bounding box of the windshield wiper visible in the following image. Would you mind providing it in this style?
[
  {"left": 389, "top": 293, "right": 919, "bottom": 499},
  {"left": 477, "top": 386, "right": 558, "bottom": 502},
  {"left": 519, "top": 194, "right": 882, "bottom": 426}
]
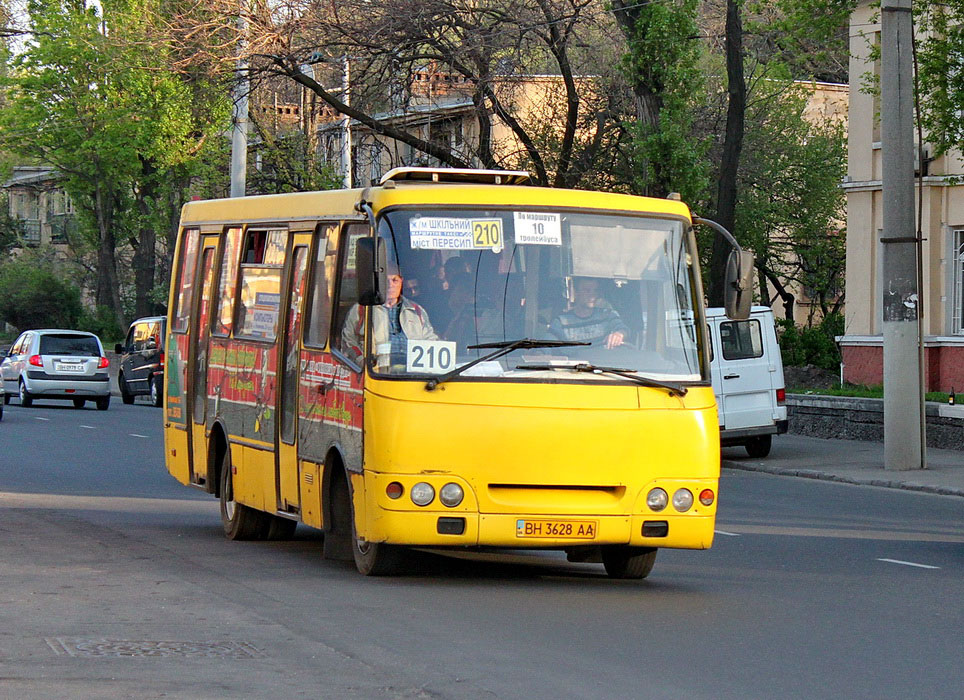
[
  {"left": 425, "top": 338, "right": 589, "bottom": 390},
  {"left": 515, "top": 362, "right": 688, "bottom": 397}
]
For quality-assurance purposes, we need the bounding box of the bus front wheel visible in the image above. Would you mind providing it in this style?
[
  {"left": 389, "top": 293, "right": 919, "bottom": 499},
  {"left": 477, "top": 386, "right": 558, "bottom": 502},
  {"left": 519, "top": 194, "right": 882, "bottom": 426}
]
[
  {"left": 219, "top": 447, "right": 267, "bottom": 540},
  {"left": 353, "top": 532, "right": 405, "bottom": 576},
  {"left": 601, "top": 546, "right": 657, "bottom": 579}
]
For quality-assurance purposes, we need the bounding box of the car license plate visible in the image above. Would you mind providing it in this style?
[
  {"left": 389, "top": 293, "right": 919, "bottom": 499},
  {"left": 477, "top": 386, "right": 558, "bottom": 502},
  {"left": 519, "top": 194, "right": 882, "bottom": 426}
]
[
  {"left": 516, "top": 519, "right": 598, "bottom": 539},
  {"left": 55, "top": 363, "right": 84, "bottom": 373}
]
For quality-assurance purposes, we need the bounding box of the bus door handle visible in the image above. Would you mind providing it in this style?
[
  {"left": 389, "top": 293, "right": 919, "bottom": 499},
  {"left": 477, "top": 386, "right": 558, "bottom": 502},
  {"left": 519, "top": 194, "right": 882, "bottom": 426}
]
[{"left": 723, "top": 373, "right": 740, "bottom": 380}]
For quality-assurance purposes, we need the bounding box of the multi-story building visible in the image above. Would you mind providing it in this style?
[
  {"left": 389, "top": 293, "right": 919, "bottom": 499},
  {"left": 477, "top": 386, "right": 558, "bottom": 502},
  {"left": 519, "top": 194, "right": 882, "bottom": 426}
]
[{"left": 841, "top": 1, "right": 964, "bottom": 392}]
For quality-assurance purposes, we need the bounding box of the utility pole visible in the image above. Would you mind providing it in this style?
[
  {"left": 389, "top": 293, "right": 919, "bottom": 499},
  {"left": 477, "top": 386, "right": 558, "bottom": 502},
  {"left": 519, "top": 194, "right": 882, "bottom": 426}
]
[
  {"left": 230, "top": 8, "right": 248, "bottom": 198},
  {"left": 880, "top": 0, "right": 925, "bottom": 470},
  {"left": 342, "top": 55, "right": 352, "bottom": 189}
]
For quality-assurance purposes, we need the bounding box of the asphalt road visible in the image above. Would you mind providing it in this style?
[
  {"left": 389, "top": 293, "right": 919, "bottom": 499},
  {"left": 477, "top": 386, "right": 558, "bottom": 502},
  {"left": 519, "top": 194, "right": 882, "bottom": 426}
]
[{"left": 1, "top": 398, "right": 962, "bottom": 700}]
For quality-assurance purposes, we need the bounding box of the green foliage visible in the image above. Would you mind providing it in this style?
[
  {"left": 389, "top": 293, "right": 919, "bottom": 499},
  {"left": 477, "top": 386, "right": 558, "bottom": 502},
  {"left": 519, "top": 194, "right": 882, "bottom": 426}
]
[
  {"left": 77, "top": 304, "right": 123, "bottom": 342},
  {"left": 915, "top": 3, "right": 964, "bottom": 157},
  {"left": 735, "top": 81, "right": 847, "bottom": 316},
  {"left": 0, "top": 253, "right": 83, "bottom": 331},
  {"left": 614, "top": 0, "right": 711, "bottom": 201},
  {"left": 777, "top": 313, "right": 844, "bottom": 370}
]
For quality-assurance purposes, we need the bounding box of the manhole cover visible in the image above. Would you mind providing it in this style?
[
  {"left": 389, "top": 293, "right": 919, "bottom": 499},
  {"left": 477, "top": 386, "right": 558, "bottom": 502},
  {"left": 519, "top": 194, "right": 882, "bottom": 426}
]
[{"left": 46, "top": 638, "right": 263, "bottom": 658}]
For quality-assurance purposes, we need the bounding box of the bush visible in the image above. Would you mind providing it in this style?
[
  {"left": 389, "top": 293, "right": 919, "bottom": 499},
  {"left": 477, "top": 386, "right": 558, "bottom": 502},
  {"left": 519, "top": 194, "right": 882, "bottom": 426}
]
[
  {"left": 778, "top": 313, "right": 844, "bottom": 371},
  {"left": 0, "top": 256, "right": 83, "bottom": 331},
  {"left": 77, "top": 305, "right": 122, "bottom": 343}
]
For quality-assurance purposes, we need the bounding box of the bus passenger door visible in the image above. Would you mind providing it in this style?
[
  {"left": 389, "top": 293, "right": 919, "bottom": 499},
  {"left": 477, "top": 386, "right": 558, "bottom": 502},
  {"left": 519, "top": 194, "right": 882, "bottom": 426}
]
[
  {"left": 276, "top": 235, "right": 311, "bottom": 513},
  {"left": 189, "top": 237, "right": 219, "bottom": 486}
]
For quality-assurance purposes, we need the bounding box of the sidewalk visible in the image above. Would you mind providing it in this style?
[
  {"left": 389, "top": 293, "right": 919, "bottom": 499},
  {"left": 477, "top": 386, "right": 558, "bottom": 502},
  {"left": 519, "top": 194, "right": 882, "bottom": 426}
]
[{"left": 723, "top": 433, "right": 964, "bottom": 497}]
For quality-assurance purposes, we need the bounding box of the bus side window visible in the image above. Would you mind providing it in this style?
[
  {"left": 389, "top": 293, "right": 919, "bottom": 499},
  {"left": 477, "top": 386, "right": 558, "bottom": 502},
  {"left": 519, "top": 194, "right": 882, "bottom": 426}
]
[
  {"left": 332, "top": 223, "right": 367, "bottom": 362},
  {"left": 304, "top": 223, "right": 339, "bottom": 348},
  {"left": 213, "top": 227, "right": 242, "bottom": 337},
  {"left": 172, "top": 228, "right": 200, "bottom": 333}
]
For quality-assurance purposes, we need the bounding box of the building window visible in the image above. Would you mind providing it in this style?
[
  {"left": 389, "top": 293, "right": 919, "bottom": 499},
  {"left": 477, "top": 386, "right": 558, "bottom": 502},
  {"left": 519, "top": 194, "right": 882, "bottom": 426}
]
[{"left": 954, "top": 229, "right": 964, "bottom": 334}]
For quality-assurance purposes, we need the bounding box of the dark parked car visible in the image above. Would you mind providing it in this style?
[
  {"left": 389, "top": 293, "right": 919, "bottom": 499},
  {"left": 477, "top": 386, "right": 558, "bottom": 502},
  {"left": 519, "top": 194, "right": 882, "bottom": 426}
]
[{"left": 115, "top": 316, "right": 166, "bottom": 407}]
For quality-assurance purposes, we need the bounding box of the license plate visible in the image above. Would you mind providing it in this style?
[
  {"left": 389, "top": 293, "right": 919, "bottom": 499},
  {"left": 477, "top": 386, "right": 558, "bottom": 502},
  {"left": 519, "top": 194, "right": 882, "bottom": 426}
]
[
  {"left": 516, "top": 519, "right": 598, "bottom": 539},
  {"left": 55, "top": 363, "right": 85, "bottom": 373}
]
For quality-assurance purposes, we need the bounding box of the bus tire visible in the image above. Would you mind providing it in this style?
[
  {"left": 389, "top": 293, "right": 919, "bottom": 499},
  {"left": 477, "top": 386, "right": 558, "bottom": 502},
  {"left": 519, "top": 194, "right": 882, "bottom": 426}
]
[
  {"left": 264, "top": 516, "right": 297, "bottom": 540},
  {"left": 352, "top": 519, "right": 405, "bottom": 577},
  {"left": 219, "top": 447, "right": 267, "bottom": 540},
  {"left": 322, "top": 467, "right": 354, "bottom": 561},
  {"left": 744, "top": 435, "right": 772, "bottom": 458},
  {"left": 601, "top": 546, "right": 657, "bottom": 579}
]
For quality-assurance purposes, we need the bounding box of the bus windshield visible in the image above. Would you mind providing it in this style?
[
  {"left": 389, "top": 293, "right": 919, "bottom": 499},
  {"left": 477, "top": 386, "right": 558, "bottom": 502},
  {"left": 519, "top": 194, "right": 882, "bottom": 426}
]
[{"left": 368, "top": 207, "right": 703, "bottom": 383}]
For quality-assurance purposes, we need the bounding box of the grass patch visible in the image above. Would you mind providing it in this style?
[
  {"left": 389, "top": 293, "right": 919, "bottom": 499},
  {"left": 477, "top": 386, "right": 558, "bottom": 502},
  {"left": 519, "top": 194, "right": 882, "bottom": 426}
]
[{"left": 789, "top": 384, "right": 952, "bottom": 403}]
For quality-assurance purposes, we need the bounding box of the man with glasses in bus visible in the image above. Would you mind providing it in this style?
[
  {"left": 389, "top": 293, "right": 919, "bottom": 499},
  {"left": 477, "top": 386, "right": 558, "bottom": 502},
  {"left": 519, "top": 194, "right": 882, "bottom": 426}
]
[
  {"left": 343, "top": 262, "right": 439, "bottom": 369},
  {"left": 549, "top": 276, "right": 629, "bottom": 350}
]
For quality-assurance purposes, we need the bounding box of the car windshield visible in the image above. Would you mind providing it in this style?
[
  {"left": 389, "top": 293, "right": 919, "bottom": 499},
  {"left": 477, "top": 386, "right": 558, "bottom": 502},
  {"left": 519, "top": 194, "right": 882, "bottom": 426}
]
[
  {"left": 365, "top": 207, "right": 704, "bottom": 383},
  {"left": 39, "top": 334, "right": 100, "bottom": 357}
]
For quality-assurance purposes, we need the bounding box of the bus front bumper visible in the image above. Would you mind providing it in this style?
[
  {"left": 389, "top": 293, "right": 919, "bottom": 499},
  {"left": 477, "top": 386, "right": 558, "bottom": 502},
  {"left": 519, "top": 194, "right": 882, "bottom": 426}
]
[{"left": 363, "top": 510, "right": 716, "bottom": 550}]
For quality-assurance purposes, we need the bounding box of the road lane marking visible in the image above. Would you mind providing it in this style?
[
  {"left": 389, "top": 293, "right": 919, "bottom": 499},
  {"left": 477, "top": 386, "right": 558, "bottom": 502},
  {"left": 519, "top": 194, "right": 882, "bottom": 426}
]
[
  {"left": 80, "top": 425, "right": 95, "bottom": 429},
  {"left": 877, "top": 558, "right": 940, "bottom": 570},
  {"left": 715, "top": 524, "right": 964, "bottom": 543},
  {"left": 128, "top": 433, "right": 149, "bottom": 438},
  {"left": 715, "top": 530, "right": 742, "bottom": 537},
  {"left": 33, "top": 417, "right": 50, "bottom": 421}
]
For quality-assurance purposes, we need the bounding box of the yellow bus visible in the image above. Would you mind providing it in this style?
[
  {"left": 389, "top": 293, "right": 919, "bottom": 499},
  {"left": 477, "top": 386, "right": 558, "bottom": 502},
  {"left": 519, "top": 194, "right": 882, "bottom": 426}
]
[{"left": 163, "top": 167, "right": 752, "bottom": 578}]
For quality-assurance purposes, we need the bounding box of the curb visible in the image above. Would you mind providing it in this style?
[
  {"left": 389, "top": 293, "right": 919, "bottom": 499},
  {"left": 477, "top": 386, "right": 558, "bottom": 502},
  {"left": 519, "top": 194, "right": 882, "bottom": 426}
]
[{"left": 723, "top": 461, "right": 964, "bottom": 498}]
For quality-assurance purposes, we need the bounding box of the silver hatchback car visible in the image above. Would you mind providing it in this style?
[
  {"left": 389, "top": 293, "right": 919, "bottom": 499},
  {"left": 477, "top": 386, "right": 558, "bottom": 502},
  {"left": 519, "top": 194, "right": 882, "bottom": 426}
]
[{"left": 1, "top": 329, "right": 111, "bottom": 410}]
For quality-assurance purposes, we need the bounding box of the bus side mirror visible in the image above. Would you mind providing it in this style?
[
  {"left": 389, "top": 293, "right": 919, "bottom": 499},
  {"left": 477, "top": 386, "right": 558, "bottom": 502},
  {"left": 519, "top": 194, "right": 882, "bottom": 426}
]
[
  {"left": 724, "top": 249, "right": 755, "bottom": 321},
  {"left": 356, "top": 237, "right": 387, "bottom": 306}
]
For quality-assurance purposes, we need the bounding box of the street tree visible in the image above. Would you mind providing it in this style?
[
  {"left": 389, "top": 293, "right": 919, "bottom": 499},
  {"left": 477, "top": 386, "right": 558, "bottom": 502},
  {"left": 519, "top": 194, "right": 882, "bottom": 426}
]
[
  {"left": 0, "top": 0, "right": 229, "bottom": 328},
  {"left": 156, "top": 0, "right": 628, "bottom": 189}
]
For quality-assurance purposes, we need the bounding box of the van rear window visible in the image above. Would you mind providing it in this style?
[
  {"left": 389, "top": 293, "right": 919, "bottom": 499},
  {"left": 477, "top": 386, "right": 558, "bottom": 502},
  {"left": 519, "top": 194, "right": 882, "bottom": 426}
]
[
  {"left": 720, "top": 320, "right": 763, "bottom": 360},
  {"left": 40, "top": 334, "right": 100, "bottom": 357}
]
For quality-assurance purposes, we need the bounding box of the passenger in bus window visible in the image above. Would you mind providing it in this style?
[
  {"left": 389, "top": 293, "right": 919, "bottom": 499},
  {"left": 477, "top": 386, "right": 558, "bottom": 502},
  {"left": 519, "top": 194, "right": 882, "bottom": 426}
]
[
  {"left": 549, "top": 277, "right": 629, "bottom": 349},
  {"left": 342, "top": 263, "right": 438, "bottom": 368}
]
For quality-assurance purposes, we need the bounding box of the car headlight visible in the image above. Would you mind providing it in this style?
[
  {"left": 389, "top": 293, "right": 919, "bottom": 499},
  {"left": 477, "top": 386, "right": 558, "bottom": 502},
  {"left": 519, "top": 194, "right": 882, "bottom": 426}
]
[
  {"left": 647, "top": 488, "right": 668, "bottom": 512},
  {"left": 672, "top": 488, "right": 694, "bottom": 512},
  {"left": 410, "top": 482, "right": 435, "bottom": 506},
  {"left": 439, "top": 482, "right": 464, "bottom": 507}
]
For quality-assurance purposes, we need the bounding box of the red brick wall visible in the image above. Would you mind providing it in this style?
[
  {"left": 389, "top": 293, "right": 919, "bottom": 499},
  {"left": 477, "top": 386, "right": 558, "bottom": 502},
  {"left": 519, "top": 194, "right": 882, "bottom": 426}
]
[{"left": 841, "top": 343, "right": 964, "bottom": 392}]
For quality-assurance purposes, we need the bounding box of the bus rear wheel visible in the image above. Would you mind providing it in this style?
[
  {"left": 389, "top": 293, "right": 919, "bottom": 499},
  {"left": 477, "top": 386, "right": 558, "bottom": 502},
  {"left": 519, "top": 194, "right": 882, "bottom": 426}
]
[
  {"left": 601, "top": 546, "right": 657, "bottom": 579},
  {"left": 219, "top": 447, "right": 267, "bottom": 540}
]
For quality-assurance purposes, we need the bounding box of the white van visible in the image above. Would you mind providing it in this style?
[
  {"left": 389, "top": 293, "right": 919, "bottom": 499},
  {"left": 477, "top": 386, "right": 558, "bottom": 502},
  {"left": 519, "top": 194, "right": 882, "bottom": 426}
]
[{"left": 706, "top": 306, "right": 787, "bottom": 457}]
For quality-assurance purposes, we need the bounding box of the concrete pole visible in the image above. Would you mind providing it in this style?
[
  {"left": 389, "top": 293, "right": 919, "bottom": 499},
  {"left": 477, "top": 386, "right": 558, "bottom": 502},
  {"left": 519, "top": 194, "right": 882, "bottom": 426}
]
[
  {"left": 342, "top": 56, "right": 352, "bottom": 188},
  {"left": 880, "top": 0, "right": 925, "bottom": 470},
  {"left": 230, "top": 10, "right": 248, "bottom": 198}
]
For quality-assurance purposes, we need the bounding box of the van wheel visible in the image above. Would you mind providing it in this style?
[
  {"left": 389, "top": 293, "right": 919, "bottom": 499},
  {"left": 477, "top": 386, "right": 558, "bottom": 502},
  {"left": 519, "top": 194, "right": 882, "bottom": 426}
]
[
  {"left": 19, "top": 380, "right": 32, "bottom": 407},
  {"left": 219, "top": 446, "right": 268, "bottom": 540},
  {"left": 150, "top": 375, "right": 163, "bottom": 407},
  {"left": 119, "top": 374, "right": 134, "bottom": 404},
  {"left": 601, "top": 546, "right": 657, "bottom": 579},
  {"left": 745, "top": 435, "right": 772, "bottom": 458}
]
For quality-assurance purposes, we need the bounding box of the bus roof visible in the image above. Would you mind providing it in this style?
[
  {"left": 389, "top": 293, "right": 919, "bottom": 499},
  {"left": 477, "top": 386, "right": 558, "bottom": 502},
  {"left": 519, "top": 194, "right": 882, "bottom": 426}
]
[{"left": 178, "top": 183, "right": 692, "bottom": 227}]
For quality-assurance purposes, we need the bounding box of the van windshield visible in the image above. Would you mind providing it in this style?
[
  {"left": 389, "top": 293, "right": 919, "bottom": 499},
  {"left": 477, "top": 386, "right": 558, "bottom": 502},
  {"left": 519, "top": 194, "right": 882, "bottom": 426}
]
[{"left": 364, "top": 208, "right": 704, "bottom": 384}]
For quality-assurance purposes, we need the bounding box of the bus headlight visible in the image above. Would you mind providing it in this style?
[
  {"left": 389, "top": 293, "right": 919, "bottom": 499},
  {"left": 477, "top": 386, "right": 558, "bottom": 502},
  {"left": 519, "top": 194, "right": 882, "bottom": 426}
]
[
  {"left": 439, "top": 483, "right": 464, "bottom": 507},
  {"left": 410, "top": 482, "right": 435, "bottom": 507},
  {"left": 672, "top": 488, "right": 694, "bottom": 512},
  {"left": 647, "top": 488, "right": 668, "bottom": 512}
]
